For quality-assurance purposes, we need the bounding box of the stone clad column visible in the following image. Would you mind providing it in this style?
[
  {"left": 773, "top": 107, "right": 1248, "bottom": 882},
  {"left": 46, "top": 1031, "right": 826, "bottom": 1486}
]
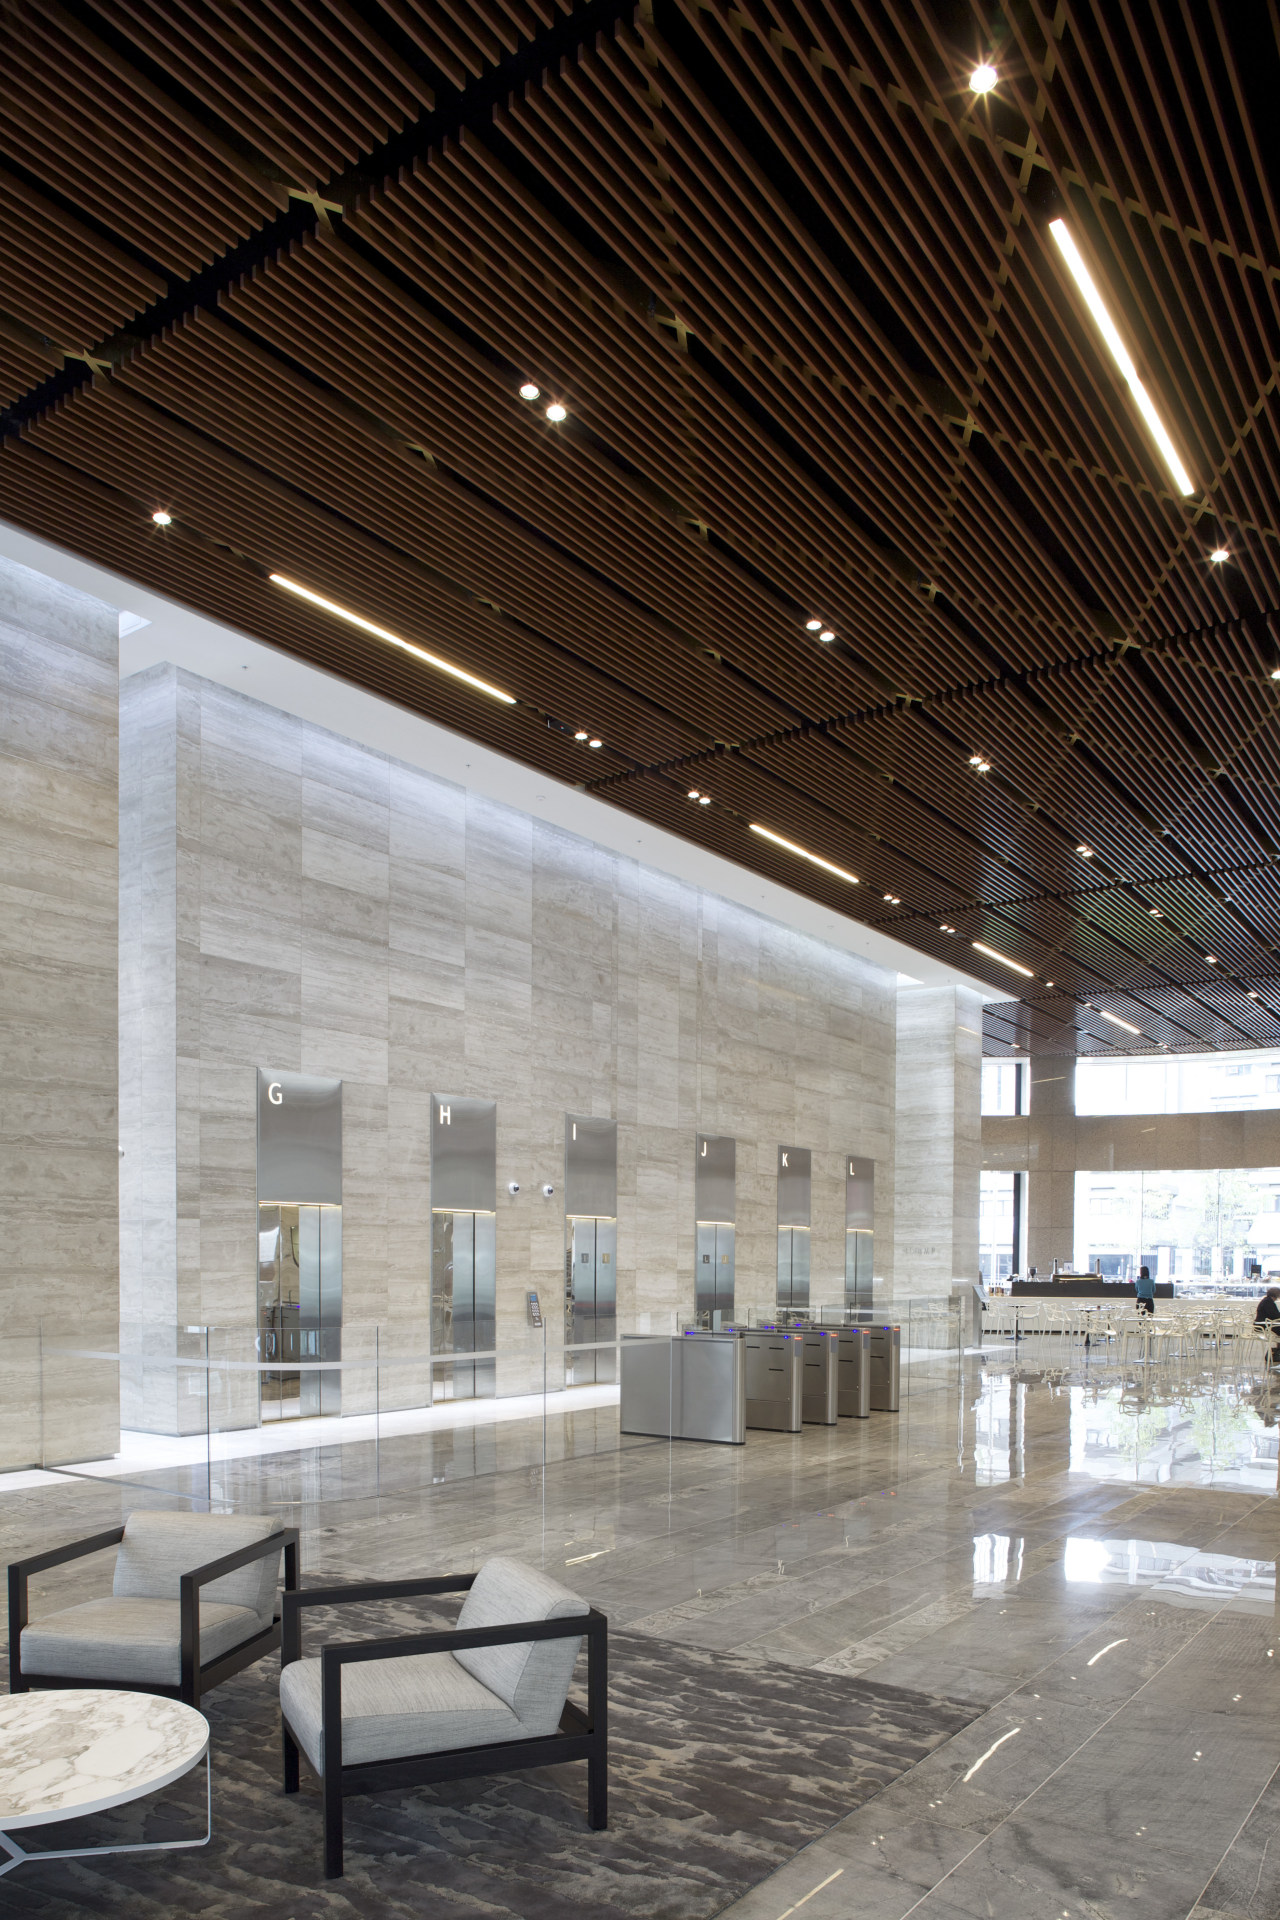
[
  {"left": 0, "top": 557, "right": 119, "bottom": 1468},
  {"left": 1026, "top": 1057, "right": 1076, "bottom": 1273},
  {"left": 892, "top": 986, "right": 983, "bottom": 1298}
]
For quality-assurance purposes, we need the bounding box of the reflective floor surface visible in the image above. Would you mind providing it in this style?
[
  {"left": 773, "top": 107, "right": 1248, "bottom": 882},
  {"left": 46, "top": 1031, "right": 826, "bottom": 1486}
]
[{"left": 2, "top": 1349, "right": 1279, "bottom": 1918}]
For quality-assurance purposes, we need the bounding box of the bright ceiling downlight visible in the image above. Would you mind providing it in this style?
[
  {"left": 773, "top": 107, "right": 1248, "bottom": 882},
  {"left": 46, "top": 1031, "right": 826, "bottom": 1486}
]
[
  {"left": 268, "top": 575, "right": 516, "bottom": 705},
  {"left": 972, "top": 941, "right": 1033, "bottom": 978},
  {"left": 749, "top": 824, "right": 858, "bottom": 884},
  {"left": 1049, "top": 219, "right": 1195, "bottom": 497}
]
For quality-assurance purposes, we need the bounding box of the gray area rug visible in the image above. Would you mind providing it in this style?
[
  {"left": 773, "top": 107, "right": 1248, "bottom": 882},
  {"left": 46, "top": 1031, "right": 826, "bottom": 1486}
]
[{"left": 1, "top": 1615, "right": 978, "bottom": 1918}]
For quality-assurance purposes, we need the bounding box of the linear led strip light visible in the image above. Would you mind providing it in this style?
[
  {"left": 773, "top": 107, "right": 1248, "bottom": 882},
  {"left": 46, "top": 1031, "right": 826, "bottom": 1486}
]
[
  {"left": 972, "top": 940, "right": 1033, "bottom": 978},
  {"left": 269, "top": 574, "right": 516, "bottom": 705},
  {"left": 1098, "top": 1008, "right": 1142, "bottom": 1035},
  {"left": 1049, "top": 219, "right": 1195, "bottom": 497},
  {"left": 749, "top": 823, "right": 858, "bottom": 884}
]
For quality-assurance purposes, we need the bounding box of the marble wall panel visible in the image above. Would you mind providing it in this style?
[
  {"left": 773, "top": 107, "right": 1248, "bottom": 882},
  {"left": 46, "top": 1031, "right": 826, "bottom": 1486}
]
[
  {"left": 119, "top": 667, "right": 905, "bottom": 1434},
  {"left": 1, "top": 558, "right": 119, "bottom": 1468}
]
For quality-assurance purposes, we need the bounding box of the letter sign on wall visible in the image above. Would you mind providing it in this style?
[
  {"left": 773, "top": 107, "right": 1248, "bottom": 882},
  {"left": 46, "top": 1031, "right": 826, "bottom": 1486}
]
[{"left": 256, "top": 1069, "right": 342, "bottom": 1204}]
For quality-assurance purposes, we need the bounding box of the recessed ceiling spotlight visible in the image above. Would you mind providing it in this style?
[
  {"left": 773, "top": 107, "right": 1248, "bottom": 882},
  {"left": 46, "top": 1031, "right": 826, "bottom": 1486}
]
[
  {"left": 688, "top": 788, "right": 701, "bottom": 799},
  {"left": 1049, "top": 218, "right": 1195, "bottom": 496},
  {"left": 1248, "top": 990, "right": 1260, "bottom": 1000},
  {"left": 969, "top": 62, "right": 997, "bottom": 92},
  {"left": 973, "top": 940, "right": 1034, "bottom": 977},
  {"left": 1148, "top": 907, "right": 1163, "bottom": 917},
  {"left": 1046, "top": 980, "right": 1055, "bottom": 988},
  {"left": 940, "top": 923, "right": 956, "bottom": 934},
  {"left": 1210, "top": 547, "right": 1230, "bottom": 564},
  {"left": 969, "top": 755, "right": 992, "bottom": 773},
  {"left": 151, "top": 509, "right": 172, "bottom": 526},
  {"left": 805, "top": 618, "right": 822, "bottom": 631},
  {"left": 574, "top": 730, "right": 589, "bottom": 740},
  {"left": 269, "top": 574, "right": 515, "bottom": 704},
  {"left": 545, "top": 402, "right": 567, "bottom": 422},
  {"left": 587, "top": 737, "right": 602, "bottom": 748},
  {"left": 1271, "top": 669, "right": 1280, "bottom": 681},
  {"left": 1076, "top": 844, "right": 1094, "bottom": 858},
  {"left": 518, "top": 383, "right": 540, "bottom": 401},
  {"left": 883, "top": 892, "right": 900, "bottom": 904},
  {"left": 819, "top": 628, "right": 835, "bottom": 642},
  {"left": 1205, "top": 954, "right": 1218, "bottom": 964},
  {"left": 698, "top": 793, "right": 711, "bottom": 805},
  {"left": 749, "top": 823, "right": 858, "bottom": 884}
]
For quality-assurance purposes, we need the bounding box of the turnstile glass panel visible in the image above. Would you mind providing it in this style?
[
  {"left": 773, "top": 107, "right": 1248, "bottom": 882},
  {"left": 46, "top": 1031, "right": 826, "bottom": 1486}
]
[
  {"left": 695, "top": 1221, "right": 735, "bottom": 1328},
  {"left": 777, "top": 1225, "right": 810, "bottom": 1315},
  {"left": 432, "top": 1208, "right": 496, "bottom": 1399},
  {"left": 566, "top": 1216, "right": 617, "bottom": 1384},
  {"left": 257, "top": 1202, "right": 342, "bottom": 1420},
  {"left": 846, "top": 1229, "right": 874, "bottom": 1311}
]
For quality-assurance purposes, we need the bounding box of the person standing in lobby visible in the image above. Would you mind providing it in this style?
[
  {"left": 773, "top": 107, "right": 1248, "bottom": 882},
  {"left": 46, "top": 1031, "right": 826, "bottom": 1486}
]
[{"left": 1134, "top": 1266, "right": 1156, "bottom": 1315}]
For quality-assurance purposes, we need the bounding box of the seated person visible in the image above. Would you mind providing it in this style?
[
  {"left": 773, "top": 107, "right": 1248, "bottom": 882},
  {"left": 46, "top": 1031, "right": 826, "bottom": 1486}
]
[
  {"left": 1255, "top": 1286, "right": 1280, "bottom": 1360},
  {"left": 1134, "top": 1265, "right": 1156, "bottom": 1315}
]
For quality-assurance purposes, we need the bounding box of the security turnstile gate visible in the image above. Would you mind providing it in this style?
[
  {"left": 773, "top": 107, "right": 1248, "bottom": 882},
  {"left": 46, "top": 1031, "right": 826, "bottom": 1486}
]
[
  {"left": 800, "top": 1327, "right": 839, "bottom": 1424},
  {"left": 869, "top": 1324, "right": 901, "bottom": 1411},
  {"left": 742, "top": 1327, "right": 803, "bottom": 1431},
  {"left": 620, "top": 1333, "right": 745, "bottom": 1443},
  {"left": 837, "top": 1325, "right": 871, "bottom": 1418}
]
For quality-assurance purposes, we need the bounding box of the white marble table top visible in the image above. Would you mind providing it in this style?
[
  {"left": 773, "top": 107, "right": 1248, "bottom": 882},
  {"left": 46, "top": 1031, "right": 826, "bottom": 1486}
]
[{"left": 0, "top": 1691, "right": 209, "bottom": 1831}]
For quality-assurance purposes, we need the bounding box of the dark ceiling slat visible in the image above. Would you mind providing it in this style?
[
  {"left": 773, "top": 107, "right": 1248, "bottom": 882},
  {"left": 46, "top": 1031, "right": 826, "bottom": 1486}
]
[{"left": 0, "top": 0, "right": 1277, "bottom": 1050}]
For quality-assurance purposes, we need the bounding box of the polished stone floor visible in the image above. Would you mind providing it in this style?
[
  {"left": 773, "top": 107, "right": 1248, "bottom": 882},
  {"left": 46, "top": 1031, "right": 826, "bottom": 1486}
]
[{"left": 3, "top": 1347, "right": 1279, "bottom": 1918}]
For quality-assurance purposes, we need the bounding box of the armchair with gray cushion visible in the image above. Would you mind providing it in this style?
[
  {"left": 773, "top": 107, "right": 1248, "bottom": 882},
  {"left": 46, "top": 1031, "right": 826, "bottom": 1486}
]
[
  {"left": 280, "top": 1554, "right": 607, "bottom": 1877},
  {"left": 8, "top": 1509, "right": 298, "bottom": 1707}
]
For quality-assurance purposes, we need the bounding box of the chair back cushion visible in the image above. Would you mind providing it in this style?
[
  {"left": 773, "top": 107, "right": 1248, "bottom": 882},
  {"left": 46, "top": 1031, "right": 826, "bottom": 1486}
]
[
  {"left": 114, "top": 1510, "right": 283, "bottom": 1623},
  {"left": 453, "top": 1556, "right": 588, "bottom": 1735}
]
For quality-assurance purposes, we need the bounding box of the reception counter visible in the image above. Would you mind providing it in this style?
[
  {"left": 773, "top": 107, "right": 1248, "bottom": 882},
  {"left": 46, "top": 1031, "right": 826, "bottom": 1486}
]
[{"left": 1008, "top": 1278, "right": 1174, "bottom": 1299}]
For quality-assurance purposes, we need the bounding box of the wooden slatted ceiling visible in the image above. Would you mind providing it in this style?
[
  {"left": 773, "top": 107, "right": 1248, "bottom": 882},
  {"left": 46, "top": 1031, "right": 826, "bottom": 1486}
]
[{"left": 0, "top": 0, "right": 1278, "bottom": 1055}]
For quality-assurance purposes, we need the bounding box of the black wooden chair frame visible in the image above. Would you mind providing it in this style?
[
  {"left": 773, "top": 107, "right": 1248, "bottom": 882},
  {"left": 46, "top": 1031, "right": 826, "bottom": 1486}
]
[
  {"left": 8, "top": 1524, "right": 300, "bottom": 1707},
  {"left": 280, "top": 1573, "right": 608, "bottom": 1879}
]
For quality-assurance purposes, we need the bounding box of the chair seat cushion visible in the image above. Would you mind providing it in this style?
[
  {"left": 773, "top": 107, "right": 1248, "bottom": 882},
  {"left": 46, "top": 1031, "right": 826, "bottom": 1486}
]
[
  {"left": 281, "top": 1650, "right": 522, "bottom": 1772},
  {"left": 21, "top": 1597, "right": 264, "bottom": 1685}
]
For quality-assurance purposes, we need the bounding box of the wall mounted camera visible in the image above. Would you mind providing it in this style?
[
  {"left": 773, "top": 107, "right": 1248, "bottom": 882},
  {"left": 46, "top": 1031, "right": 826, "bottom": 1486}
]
[
  {"left": 542, "top": 1182, "right": 555, "bottom": 1198},
  {"left": 507, "top": 1180, "right": 521, "bottom": 1195}
]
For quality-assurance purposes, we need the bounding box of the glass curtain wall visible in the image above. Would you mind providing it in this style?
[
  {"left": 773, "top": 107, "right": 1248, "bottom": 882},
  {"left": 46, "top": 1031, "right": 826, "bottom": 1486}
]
[{"left": 1073, "top": 1167, "right": 1280, "bottom": 1285}]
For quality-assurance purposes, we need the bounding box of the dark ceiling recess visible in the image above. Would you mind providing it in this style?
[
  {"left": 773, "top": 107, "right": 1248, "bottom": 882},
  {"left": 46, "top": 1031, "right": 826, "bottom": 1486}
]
[{"left": 1, "top": 0, "right": 1279, "bottom": 1058}]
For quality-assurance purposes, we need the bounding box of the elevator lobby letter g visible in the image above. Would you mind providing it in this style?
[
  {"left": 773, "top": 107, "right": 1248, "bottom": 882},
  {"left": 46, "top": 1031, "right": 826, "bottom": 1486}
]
[{"left": 268, "top": 1081, "right": 283, "bottom": 1105}]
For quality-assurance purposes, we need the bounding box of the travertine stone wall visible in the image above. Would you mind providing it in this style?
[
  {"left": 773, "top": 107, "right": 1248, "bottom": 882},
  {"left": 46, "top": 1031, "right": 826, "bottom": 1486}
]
[
  {"left": 120, "top": 666, "right": 898, "bottom": 1427},
  {"left": 0, "top": 557, "right": 119, "bottom": 1469},
  {"left": 892, "top": 986, "right": 984, "bottom": 1295}
]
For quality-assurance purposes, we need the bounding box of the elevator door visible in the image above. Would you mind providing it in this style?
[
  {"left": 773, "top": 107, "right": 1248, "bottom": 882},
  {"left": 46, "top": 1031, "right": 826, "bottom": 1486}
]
[
  {"left": 695, "top": 1222, "right": 735, "bottom": 1328},
  {"left": 846, "top": 1228, "right": 874, "bottom": 1311},
  {"left": 257, "top": 1202, "right": 342, "bottom": 1419},
  {"left": 432, "top": 1209, "right": 496, "bottom": 1399},
  {"left": 777, "top": 1225, "right": 811, "bottom": 1319},
  {"left": 566, "top": 1216, "right": 617, "bottom": 1383}
]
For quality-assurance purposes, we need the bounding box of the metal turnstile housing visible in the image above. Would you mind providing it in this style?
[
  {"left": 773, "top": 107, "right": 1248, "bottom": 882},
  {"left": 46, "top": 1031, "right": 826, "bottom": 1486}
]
[
  {"left": 869, "top": 1324, "right": 901, "bottom": 1411},
  {"left": 800, "top": 1327, "right": 839, "bottom": 1424},
  {"left": 837, "top": 1325, "right": 871, "bottom": 1418},
  {"left": 619, "top": 1333, "right": 745, "bottom": 1444},
  {"left": 743, "top": 1328, "right": 803, "bottom": 1431}
]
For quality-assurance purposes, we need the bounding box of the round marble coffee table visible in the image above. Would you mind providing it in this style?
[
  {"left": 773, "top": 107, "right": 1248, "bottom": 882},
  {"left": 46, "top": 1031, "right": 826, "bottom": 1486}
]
[{"left": 0, "top": 1690, "right": 210, "bottom": 1877}]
